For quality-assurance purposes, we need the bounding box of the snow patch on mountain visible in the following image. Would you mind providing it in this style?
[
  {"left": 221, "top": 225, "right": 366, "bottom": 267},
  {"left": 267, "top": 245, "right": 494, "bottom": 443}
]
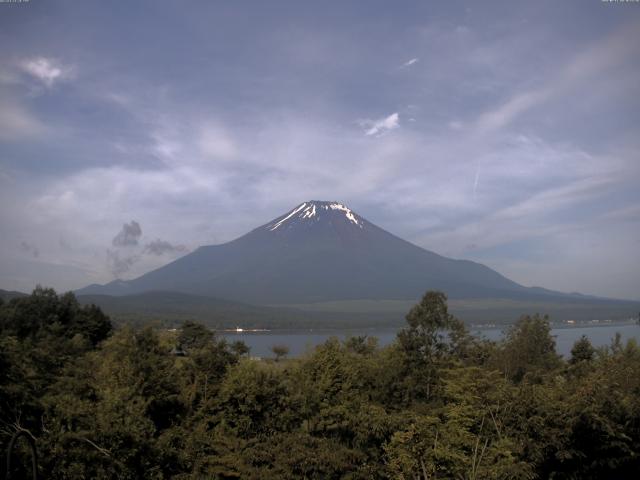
[
  {"left": 269, "top": 202, "right": 308, "bottom": 231},
  {"left": 267, "top": 201, "right": 363, "bottom": 231},
  {"left": 328, "top": 203, "right": 359, "bottom": 225},
  {"left": 301, "top": 204, "right": 316, "bottom": 219}
]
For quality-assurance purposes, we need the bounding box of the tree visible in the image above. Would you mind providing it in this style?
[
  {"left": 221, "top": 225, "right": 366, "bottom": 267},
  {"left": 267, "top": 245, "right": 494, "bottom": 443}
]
[
  {"left": 384, "top": 367, "right": 532, "bottom": 480},
  {"left": 216, "top": 360, "right": 294, "bottom": 438},
  {"left": 231, "top": 340, "right": 250, "bottom": 357},
  {"left": 176, "top": 326, "right": 240, "bottom": 409},
  {"left": 183, "top": 337, "right": 238, "bottom": 408},
  {"left": 344, "top": 335, "right": 378, "bottom": 355},
  {"left": 0, "top": 287, "right": 111, "bottom": 456},
  {"left": 500, "top": 314, "right": 561, "bottom": 382},
  {"left": 570, "top": 335, "right": 595, "bottom": 364},
  {"left": 39, "top": 326, "right": 184, "bottom": 479},
  {"left": 177, "top": 320, "right": 214, "bottom": 351},
  {"left": 0, "top": 287, "right": 111, "bottom": 345},
  {"left": 558, "top": 337, "right": 640, "bottom": 478},
  {"left": 242, "top": 432, "right": 363, "bottom": 479},
  {"left": 271, "top": 344, "right": 289, "bottom": 362},
  {"left": 396, "top": 291, "right": 459, "bottom": 400}
]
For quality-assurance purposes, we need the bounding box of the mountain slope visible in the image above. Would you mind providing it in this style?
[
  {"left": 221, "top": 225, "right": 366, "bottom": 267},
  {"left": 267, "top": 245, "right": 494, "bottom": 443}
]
[
  {"left": 76, "top": 290, "right": 411, "bottom": 329},
  {"left": 0, "top": 288, "right": 29, "bottom": 302},
  {"left": 76, "top": 201, "right": 602, "bottom": 304},
  {"left": 76, "top": 291, "right": 315, "bottom": 328}
]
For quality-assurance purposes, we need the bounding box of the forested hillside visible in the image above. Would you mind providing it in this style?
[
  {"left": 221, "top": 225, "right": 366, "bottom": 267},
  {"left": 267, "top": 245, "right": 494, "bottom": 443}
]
[{"left": 1, "top": 288, "right": 639, "bottom": 479}]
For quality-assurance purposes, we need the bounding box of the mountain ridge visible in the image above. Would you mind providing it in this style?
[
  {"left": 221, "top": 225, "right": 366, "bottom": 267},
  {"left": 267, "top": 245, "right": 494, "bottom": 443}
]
[{"left": 74, "top": 201, "right": 627, "bottom": 305}]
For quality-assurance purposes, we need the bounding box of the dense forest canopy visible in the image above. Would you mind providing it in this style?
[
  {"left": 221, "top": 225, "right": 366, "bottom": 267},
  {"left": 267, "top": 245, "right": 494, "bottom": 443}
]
[{"left": 1, "top": 288, "right": 639, "bottom": 479}]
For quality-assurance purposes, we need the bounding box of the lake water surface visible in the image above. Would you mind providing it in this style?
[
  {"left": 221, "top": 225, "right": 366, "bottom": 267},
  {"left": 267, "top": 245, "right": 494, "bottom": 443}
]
[{"left": 221, "top": 323, "right": 640, "bottom": 359}]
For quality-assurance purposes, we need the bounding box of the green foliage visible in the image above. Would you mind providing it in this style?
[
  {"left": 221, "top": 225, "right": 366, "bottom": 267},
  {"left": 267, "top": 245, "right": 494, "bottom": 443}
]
[
  {"left": 397, "top": 291, "right": 467, "bottom": 401},
  {"left": 242, "top": 432, "right": 364, "bottom": 479},
  {"left": 230, "top": 339, "right": 250, "bottom": 357},
  {"left": 177, "top": 320, "right": 214, "bottom": 351},
  {"left": 0, "top": 286, "right": 111, "bottom": 345},
  {"left": 271, "top": 344, "right": 290, "bottom": 361},
  {"left": 37, "top": 326, "right": 185, "bottom": 478},
  {"left": 570, "top": 335, "right": 595, "bottom": 364},
  {"left": 176, "top": 321, "right": 241, "bottom": 411},
  {"left": 344, "top": 334, "right": 378, "bottom": 355},
  {"left": 385, "top": 366, "right": 533, "bottom": 479},
  {"left": 215, "top": 360, "right": 295, "bottom": 438},
  {"left": 1, "top": 288, "right": 639, "bottom": 478},
  {"left": 498, "top": 313, "right": 561, "bottom": 382},
  {"left": 0, "top": 287, "right": 113, "bottom": 462}
]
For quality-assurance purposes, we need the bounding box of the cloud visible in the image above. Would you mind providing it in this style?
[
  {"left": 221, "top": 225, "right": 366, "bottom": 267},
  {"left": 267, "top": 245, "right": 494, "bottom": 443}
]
[
  {"left": 20, "top": 57, "right": 71, "bottom": 87},
  {"left": 198, "top": 124, "right": 237, "bottom": 159},
  {"left": 1, "top": 5, "right": 638, "bottom": 299},
  {"left": 112, "top": 220, "right": 142, "bottom": 247},
  {"left": 0, "top": 100, "right": 46, "bottom": 140},
  {"left": 0, "top": 68, "right": 19, "bottom": 86},
  {"left": 473, "top": 167, "right": 480, "bottom": 200},
  {"left": 106, "top": 249, "right": 139, "bottom": 277},
  {"left": 401, "top": 58, "right": 419, "bottom": 68},
  {"left": 364, "top": 113, "right": 400, "bottom": 136},
  {"left": 475, "top": 88, "right": 551, "bottom": 133},
  {"left": 152, "top": 132, "right": 181, "bottom": 160},
  {"left": 110, "top": 225, "right": 187, "bottom": 276},
  {"left": 143, "top": 239, "right": 188, "bottom": 256},
  {"left": 20, "top": 241, "right": 39, "bottom": 258},
  {"left": 473, "top": 19, "right": 640, "bottom": 135}
]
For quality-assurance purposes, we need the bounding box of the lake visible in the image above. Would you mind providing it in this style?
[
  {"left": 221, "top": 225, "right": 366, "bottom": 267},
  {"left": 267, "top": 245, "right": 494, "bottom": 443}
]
[{"left": 221, "top": 323, "right": 640, "bottom": 359}]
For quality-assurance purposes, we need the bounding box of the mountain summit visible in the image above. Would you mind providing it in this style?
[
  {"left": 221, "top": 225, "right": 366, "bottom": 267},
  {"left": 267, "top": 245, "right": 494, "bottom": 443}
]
[
  {"left": 266, "top": 201, "right": 364, "bottom": 231},
  {"left": 77, "top": 201, "right": 577, "bottom": 304}
]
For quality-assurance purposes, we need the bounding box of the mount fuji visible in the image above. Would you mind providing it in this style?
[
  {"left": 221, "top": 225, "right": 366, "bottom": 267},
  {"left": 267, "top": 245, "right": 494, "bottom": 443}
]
[{"left": 77, "top": 200, "right": 598, "bottom": 306}]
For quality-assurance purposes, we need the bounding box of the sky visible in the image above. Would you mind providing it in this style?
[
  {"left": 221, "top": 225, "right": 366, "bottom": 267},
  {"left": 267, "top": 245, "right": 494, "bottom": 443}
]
[{"left": 0, "top": 0, "right": 639, "bottom": 300}]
